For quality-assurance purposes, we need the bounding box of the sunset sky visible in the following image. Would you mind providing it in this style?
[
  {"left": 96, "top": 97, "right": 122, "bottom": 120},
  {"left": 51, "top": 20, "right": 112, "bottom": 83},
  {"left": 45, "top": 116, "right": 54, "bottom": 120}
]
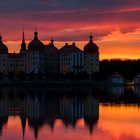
[{"left": 0, "top": 0, "right": 140, "bottom": 60}]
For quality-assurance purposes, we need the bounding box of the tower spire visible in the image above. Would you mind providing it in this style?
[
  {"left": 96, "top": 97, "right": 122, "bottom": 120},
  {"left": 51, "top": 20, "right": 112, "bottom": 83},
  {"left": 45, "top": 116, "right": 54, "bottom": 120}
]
[
  {"left": 22, "top": 27, "right": 25, "bottom": 43},
  {"left": 20, "top": 27, "right": 26, "bottom": 52}
]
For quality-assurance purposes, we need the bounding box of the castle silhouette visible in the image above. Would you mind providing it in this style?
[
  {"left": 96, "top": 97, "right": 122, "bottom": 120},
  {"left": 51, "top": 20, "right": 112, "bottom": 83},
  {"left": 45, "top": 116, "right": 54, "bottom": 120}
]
[{"left": 0, "top": 31, "right": 99, "bottom": 75}]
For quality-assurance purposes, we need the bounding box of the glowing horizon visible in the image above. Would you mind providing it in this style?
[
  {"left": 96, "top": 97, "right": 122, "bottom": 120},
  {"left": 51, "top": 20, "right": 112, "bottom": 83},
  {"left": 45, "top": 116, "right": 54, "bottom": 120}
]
[{"left": 3, "top": 28, "right": 140, "bottom": 60}]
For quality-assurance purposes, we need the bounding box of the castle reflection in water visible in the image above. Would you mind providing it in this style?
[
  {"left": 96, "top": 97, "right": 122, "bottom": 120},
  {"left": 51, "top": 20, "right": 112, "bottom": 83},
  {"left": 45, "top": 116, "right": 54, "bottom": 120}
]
[
  {"left": 0, "top": 86, "right": 140, "bottom": 139},
  {"left": 0, "top": 87, "right": 99, "bottom": 139}
]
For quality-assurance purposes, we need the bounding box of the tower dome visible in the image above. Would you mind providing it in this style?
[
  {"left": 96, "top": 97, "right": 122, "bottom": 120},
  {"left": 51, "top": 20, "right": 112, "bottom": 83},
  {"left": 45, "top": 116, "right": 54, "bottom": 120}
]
[
  {"left": 28, "top": 31, "right": 44, "bottom": 51},
  {"left": 0, "top": 35, "right": 8, "bottom": 54},
  {"left": 84, "top": 35, "right": 99, "bottom": 54}
]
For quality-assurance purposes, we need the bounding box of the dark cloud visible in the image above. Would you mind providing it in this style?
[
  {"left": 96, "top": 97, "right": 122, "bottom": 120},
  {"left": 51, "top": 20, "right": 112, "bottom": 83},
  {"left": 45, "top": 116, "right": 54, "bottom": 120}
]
[
  {"left": 0, "top": 0, "right": 140, "bottom": 12},
  {"left": 0, "top": 0, "right": 140, "bottom": 41}
]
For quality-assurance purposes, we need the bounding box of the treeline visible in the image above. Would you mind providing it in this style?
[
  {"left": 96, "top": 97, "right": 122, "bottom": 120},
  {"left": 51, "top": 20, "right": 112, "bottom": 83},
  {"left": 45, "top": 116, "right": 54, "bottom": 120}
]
[
  {"left": 0, "top": 59, "right": 139, "bottom": 82},
  {"left": 98, "top": 59, "right": 140, "bottom": 81}
]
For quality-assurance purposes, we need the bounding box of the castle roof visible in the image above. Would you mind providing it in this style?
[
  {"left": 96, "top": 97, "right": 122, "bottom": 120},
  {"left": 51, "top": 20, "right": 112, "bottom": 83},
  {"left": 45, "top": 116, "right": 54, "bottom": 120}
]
[
  {"left": 84, "top": 35, "right": 99, "bottom": 54},
  {"left": 59, "top": 42, "right": 82, "bottom": 53},
  {"left": 44, "top": 39, "right": 58, "bottom": 53}
]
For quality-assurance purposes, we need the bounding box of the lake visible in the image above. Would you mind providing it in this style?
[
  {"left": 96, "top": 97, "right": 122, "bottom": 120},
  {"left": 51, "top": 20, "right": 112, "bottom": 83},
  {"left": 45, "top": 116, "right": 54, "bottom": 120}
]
[{"left": 0, "top": 86, "right": 140, "bottom": 140}]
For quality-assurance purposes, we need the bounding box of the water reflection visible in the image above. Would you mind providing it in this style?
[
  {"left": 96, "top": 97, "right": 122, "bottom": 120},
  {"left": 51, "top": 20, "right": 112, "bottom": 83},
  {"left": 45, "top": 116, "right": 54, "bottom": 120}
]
[
  {"left": 0, "top": 88, "right": 99, "bottom": 139},
  {"left": 0, "top": 86, "right": 139, "bottom": 140},
  {"left": 134, "top": 86, "right": 140, "bottom": 97},
  {"left": 109, "top": 86, "right": 124, "bottom": 97}
]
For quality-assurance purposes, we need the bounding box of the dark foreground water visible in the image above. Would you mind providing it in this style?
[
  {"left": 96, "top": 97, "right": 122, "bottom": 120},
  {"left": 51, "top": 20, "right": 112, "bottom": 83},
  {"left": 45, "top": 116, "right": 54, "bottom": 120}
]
[{"left": 0, "top": 86, "right": 140, "bottom": 140}]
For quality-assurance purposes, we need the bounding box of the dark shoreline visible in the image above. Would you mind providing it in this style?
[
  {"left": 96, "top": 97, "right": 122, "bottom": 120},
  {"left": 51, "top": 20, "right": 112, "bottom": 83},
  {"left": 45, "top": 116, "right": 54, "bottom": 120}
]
[{"left": 0, "top": 80, "right": 138, "bottom": 87}]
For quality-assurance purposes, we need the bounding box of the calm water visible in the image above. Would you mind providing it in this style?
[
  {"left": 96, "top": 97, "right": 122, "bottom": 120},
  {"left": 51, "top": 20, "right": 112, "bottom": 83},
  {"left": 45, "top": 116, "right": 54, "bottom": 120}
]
[{"left": 0, "top": 86, "right": 140, "bottom": 140}]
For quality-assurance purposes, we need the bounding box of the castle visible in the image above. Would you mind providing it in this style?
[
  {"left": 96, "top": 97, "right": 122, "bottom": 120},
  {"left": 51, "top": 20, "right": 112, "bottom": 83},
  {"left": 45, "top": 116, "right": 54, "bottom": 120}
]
[{"left": 0, "top": 31, "right": 99, "bottom": 75}]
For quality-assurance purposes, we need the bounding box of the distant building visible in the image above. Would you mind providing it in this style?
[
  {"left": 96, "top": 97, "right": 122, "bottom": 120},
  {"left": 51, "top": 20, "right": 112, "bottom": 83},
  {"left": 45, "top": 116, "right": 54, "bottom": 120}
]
[
  {"left": 111, "top": 73, "right": 125, "bottom": 84},
  {"left": 0, "top": 32, "right": 100, "bottom": 75},
  {"left": 133, "top": 73, "right": 140, "bottom": 85}
]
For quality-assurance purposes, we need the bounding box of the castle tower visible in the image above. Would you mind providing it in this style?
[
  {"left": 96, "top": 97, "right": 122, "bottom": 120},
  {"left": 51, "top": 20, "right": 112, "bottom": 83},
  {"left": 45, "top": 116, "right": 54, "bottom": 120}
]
[{"left": 84, "top": 34, "right": 99, "bottom": 75}]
